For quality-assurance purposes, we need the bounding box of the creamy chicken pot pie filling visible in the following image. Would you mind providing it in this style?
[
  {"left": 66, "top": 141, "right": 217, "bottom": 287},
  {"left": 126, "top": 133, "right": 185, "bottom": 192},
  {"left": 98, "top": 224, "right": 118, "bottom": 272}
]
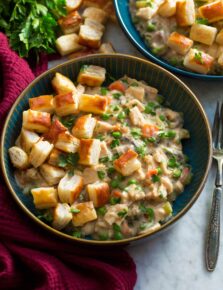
[
  {"left": 9, "top": 65, "right": 192, "bottom": 240},
  {"left": 130, "top": 0, "right": 223, "bottom": 75}
]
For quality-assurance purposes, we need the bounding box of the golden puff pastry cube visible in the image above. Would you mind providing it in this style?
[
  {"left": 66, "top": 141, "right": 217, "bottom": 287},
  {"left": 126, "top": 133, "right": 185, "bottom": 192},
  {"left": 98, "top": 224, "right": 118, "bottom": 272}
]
[
  {"left": 29, "top": 139, "right": 54, "bottom": 168},
  {"left": 71, "top": 201, "right": 97, "bottom": 227},
  {"left": 167, "top": 32, "right": 193, "bottom": 55},
  {"left": 99, "top": 42, "right": 116, "bottom": 54},
  {"left": 31, "top": 187, "right": 58, "bottom": 209},
  {"left": 199, "top": 1, "right": 223, "bottom": 23},
  {"left": 218, "top": 52, "right": 223, "bottom": 66},
  {"left": 72, "top": 114, "right": 96, "bottom": 139},
  {"left": 29, "top": 95, "right": 54, "bottom": 114},
  {"left": 43, "top": 119, "right": 67, "bottom": 144},
  {"left": 58, "top": 173, "right": 83, "bottom": 204},
  {"left": 158, "top": 0, "right": 176, "bottom": 17},
  {"left": 114, "top": 149, "right": 141, "bottom": 176},
  {"left": 176, "top": 0, "right": 195, "bottom": 26},
  {"left": 136, "top": 6, "right": 158, "bottom": 20},
  {"left": 58, "top": 11, "right": 82, "bottom": 34},
  {"left": 82, "top": 7, "right": 107, "bottom": 24},
  {"left": 78, "top": 24, "right": 103, "bottom": 49},
  {"left": 183, "top": 48, "right": 214, "bottom": 74},
  {"left": 54, "top": 91, "right": 79, "bottom": 117},
  {"left": 216, "top": 29, "right": 223, "bottom": 45},
  {"left": 207, "top": 43, "right": 219, "bottom": 59},
  {"left": 52, "top": 72, "right": 76, "bottom": 94},
  {"left": 66, "top": 0, "right": 83, "bottom": 12},
  {"left": 77, "top": 65, "right": 106, "bottom": 87},
  {"left": 79, "top": 94, "right": 108, "bottom": 115},
  {"left": 48, "top": 148, "right": 63, "bottom": 167},
  {"left": 19, "top": 129, "right": 40, "bottom": 153},
  {"left": 23, "top": 109, "right": 51, "bottom": 133},
  {"left": 39, "top": 164, "right": 65, "bottom": 186},
  {"left": 78, "top": 139, "right": 101, "bottom": 166},
  {"left": 56, "top": 34, "right": 83, "bottom": 56},
  {"left": 84, "top": 18, "right": 105, "bottom": 32},
  {"left": 52, "top": 203, "right": 73, "bottom": 230},
  {"left": 189, "top": 24, "right": 217, "bottom": 46},
  {"left": 87, "top": 182, "right": 110, "bottom": 207},
  {"left": 8, "top": 146, "right": 29, "bottom": 169},
  {"left": 55, "top": 131, "right": 80, "bottom": 153}
]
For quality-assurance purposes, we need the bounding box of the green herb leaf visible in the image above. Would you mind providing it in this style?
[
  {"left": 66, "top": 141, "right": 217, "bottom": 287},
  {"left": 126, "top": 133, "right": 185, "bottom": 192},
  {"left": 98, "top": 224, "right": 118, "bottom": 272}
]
[
  {"left": 113, "top": 92, "right": 122, "bottom": 99},
  {"left": 144, "top": 102, "right": 159, "bottom": 115},
  {"left": 70, "top": 208, "right": 80, "bottom": 214},
  {"left": 152, "top": 174, "right": 160, "bottom": 183},
  {"left": 117, "top": 111, "right": 126, "bottom": 120},
  {"left": 101, "top": 87, "right": 108, "bottom": 95},
  {"left": 110, "top": 197, "right": 121, "bottom": 205},
  {"left": 58, "top": 152, "right": 79, "bottom": 168},
  {"left": 99, "top": 156, "right": 110, "bottom": 163},
  {"left": 110, "top": 139, "right": 120, "bottom": 149},
  {"left": 196, "top": 18, "right": 208, "bottom": 24},
  {"left": 118, "top": 209, "right": 128, "bottom": 218},
  {"left": 131, "top": 128, "right": 142, "bottom": 139},
  {"left": 97, "top": 206, "right": 107, "bottom": 216},
  {"left": 194, "top": 51, "right": 203, "bottom": 64},
  {"left": 136, "top": 145, "right": 147, "bottom": 157},
  {"left": 60, "top": 115, "right": 76, "bottom": 130}
]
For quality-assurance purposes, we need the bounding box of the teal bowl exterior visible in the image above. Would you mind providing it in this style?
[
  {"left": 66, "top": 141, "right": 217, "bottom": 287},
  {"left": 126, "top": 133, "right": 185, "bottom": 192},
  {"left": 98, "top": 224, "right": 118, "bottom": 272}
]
[
  {"left": 1, "top": 54, "right": 212, "bottom": 245},
  {"left": 114, "top": 0, "right": 223, "bottom": 80}
]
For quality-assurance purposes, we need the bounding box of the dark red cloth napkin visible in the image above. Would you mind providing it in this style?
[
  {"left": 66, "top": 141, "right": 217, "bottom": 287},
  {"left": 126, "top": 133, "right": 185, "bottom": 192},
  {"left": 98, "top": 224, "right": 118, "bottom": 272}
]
[{"left": 0, "top": 33, "right": 137, "bottom": 290}]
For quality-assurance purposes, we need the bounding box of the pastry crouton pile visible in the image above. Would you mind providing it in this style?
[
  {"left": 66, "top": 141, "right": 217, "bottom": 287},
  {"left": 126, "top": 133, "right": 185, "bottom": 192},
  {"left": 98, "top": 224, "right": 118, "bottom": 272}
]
[
  {"left": 56, "top": 0, "right": 116, "bottom": 59},
  {"left": 9, "top": 65, "right": 192, "bottom": 240}
]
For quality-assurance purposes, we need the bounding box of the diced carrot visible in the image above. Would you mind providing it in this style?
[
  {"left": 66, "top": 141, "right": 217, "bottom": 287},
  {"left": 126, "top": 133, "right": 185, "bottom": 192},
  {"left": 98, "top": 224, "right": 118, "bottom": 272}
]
[
  {"left": 146, "top": 169, "right": 158, "bottom": 178},
  {"left": 142, "top": 124, "right": 159, "bottom": 138},
  {"left": 113, "top": 190, "right": 122, "bottom": 198},
  {"left": 108, "top": 80, "right": 126, "bottom": 93}
]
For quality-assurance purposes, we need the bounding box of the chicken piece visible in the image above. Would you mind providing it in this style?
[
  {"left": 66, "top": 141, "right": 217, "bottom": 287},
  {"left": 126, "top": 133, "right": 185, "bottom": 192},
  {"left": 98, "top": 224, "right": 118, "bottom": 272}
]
[
  {"left": 29, "top": 139, "right": 54, "bottom": 168},
  {"left": 136, "top": 0, "right": 164, "bottom": 20},
  {"left": 54, "top": 91, "right": 79, "bottom": 117},
  {"left": 72, "top": 201, "right": 97, "bottom": 227},
  {"left": 161, "top": 176, "right": 173, "bottom": 194},
  {"left": 190, "top": 24, "right": 217, "bottom": 46},
  {"left": 58, "top": 11, "right": 82, "bottom": 34},
  {"left": 51, "top": 72, "right": 76, "bottom": 95},
  {"left": 176, "top": 0, "right": 195, "bottom": 26},
  {"left": 104, "top": 204, "right": 128, "bottom": 226},
  {"left": 43, "top": 119, "right": 67, "bottom": 144},
  {"left": 55, "top": 131, "right": 80, "bottom": 153},
  {"left": 79, "top": 94, "right": 108, "bottom": 115},
  {"left": 129, "top": 106, "right": 146, "bottom": 127},
  {"left": 19, "top": 129, "right": 40, "bottom": 153},
  {"left": 39, "top": 164, "right": 65, "bottom": 186},
  {"left": 72, "top": 114, "right": 96, "bottom": 139},
  {"left": 207, "top": 43, "right": 219, "bottom": 59},
  {"left": 84, "top": 18, "right": 105, "bottom": 32},
  {"left": 8, "top": 146, "right": 29, "bottom": 169},
  {"left": 125, "top": 86, "right": 145, "bottom": 101},
  {"left": 82, "top": 7, "right": 107, "bottom": 24},
  {"left": 126, "top": 99, "right": 145, "bottom": 112},
  {"left": 100, "top": 141, "right": 112, "bottom": 160},
  {"left": 95, "top": 121, "right": 114, "bottom": 133},
  {"left": 83, "top": 167, "right": 100, "bottom": 185},
  {"left": 31, "top": 187, "right": 58, "bottom": 209},
  {"left": 29, "top": 95, "right": 54, "bottom": 114},
  {"left": 66, "top": 0, "right": 83, "bottom": 12},
  {"left": 56, "top": 34, "right": 83, "bottom": 56},
  {"left": 79, "top": 139, "right": 101, "bottom": 165},
  {"left": 114, "top": 149, "right": 141, "bottom": 176},
  {"left": 58, "top": 173, "right": 83, "bottom": 204},
  {"left": 216, "top": 29, "right": 223, "bottom": 45},
  {"left": 199, "top": 0, "right": 223, "bottom": 23},
  {"left": 52, "top": 203, "right": 73, "bottom": 230},
  {"left": 99, "top": 42, "right": 115, "bottom": 53},
  {"left": 183, "top": 48, "right": 214, "bottom": 74},
  {"left": 48, "top": 148, "right": 63, "bottom": 167},
  {"left": 158, "top": 0, "right": 176, "bottom": 17},
  {"left": 87, "top": 182, "right": 110, "bottom": 207},
  {"left": 77, "top": 65, "right": 106, "bottom": 87},
  {"left": 167, "top": 32, "right": 193, "bottom": 55},
  {"left": 122, "top": 184, "right": 145, "bottom": 203},
  {"left": 79, "top": 25, "right": 103, "bottom": 49},
  {"left": 23, "top": 109, "right": 51, "bottom": 133}
]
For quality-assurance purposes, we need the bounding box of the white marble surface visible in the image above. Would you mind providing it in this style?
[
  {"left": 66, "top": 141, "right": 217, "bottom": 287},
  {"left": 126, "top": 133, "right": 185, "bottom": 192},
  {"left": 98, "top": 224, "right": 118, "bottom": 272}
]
[{"left": 50, "top": 22, "right": 223, "bottom": 290}]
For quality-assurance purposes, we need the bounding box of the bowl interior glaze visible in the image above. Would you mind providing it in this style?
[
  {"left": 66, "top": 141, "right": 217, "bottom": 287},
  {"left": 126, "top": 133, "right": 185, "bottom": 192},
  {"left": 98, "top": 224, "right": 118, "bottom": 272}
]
[
  {"left": 114, "top": 0, "right": 223, "bottom": 80},
  {"left": 1, "top": 54, "right": 212, "bottom": 244}
]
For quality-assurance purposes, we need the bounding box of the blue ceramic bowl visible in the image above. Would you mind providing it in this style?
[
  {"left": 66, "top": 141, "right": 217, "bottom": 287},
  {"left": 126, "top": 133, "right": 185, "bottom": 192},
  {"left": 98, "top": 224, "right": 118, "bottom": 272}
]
[
  {"left": 114, "top": 0, "right": 223, "bottom": 80},
  {"left": 1, "top": 54, "right": 212, "bottom": 244}
]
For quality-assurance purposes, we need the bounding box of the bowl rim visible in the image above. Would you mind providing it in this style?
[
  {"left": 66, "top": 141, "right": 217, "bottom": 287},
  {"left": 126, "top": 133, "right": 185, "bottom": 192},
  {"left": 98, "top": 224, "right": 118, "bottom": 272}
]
[
  {"left": 1, "top": 53, "right": 212, "bottom": 245},
  {"left": 114, "top": 0, "right": 223, "bottom": 80}
]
